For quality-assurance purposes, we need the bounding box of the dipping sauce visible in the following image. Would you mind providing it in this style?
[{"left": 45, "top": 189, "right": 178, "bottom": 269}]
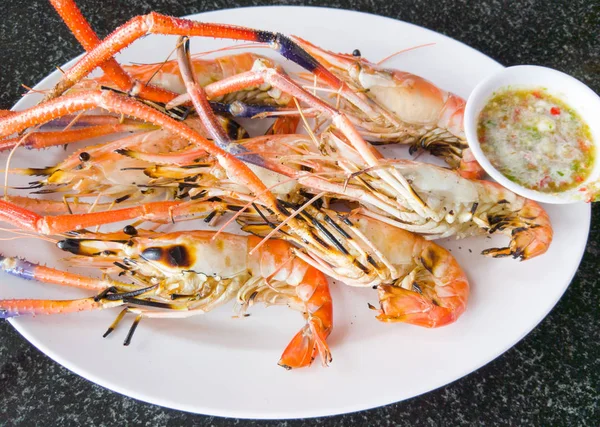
[{"left": 477, "top": 88, "right": 595, "bottom": 193}]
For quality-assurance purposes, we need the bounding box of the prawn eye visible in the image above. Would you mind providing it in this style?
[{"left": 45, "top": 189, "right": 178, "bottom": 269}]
[
  {"left": 123, "top": 225, "right": 137, "bottom": 236},
  {"left": 79, "top": 152, "right": 91, "bottom": 162},
  {"left": 352, "top": 49, "right": 361, "bottom": 57}
]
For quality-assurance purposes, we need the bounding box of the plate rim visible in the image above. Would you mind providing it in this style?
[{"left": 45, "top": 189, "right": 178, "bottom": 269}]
[{"left": 6, "top": 5, "right": 591, "bottom": 419}]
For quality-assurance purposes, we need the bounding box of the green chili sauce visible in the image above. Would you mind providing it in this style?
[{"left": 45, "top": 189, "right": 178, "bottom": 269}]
[{"left": 477, "top": 88, "right": 595, "bottom": 193}]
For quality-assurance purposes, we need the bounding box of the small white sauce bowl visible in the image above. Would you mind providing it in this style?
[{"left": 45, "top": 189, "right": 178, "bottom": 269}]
[{"left": 464, "top": 65, "right": 600, "bottom": 204}]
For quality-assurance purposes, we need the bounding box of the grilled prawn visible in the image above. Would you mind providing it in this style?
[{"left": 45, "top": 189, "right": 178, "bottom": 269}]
[
  {"left": 0, "top": 229, "right": 333, "bottom": 369},
  {"left": 291, "top": 37, "right": 484, "bottom": 179}
]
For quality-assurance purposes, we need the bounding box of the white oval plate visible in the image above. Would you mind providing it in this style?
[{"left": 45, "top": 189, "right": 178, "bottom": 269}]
[{"left": 0, "top": 6, "right": 590, "bottom": 419}]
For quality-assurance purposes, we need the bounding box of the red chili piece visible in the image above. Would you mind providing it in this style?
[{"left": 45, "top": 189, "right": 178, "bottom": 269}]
[
  {"left": 550, "top": 107, "right": 561, "bottom": 115},
  {"left": 539, "top": 176, "right": 551, "bottom": 188}
]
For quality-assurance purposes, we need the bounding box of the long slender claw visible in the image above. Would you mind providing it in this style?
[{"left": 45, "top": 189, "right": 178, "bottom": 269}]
[
  {"left": 49, "top": 0, "right": 178, "bottom": 104},
  {"left": 0, "top": 121, "right": 154, "bottom": 152},
  {"left": 0, "top": 297, "right": 106, "bottom": 318}
]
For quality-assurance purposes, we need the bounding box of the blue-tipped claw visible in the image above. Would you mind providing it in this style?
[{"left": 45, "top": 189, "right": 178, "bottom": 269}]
[
  {"left": 0, "top": 255, "right": 36, "bottom": 281},
  {"left": 209, "top": 101, "right": 279, "bottom": 118}
]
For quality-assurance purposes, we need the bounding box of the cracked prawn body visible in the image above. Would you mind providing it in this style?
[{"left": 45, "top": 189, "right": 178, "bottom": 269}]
[{"left": 0, "top": 230, "right": 333, "bottom": 369}]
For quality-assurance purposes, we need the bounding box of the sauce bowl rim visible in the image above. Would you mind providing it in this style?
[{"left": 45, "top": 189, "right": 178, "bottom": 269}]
[{"left": 464, "top": 64, "right": 600, "bottom": 204}]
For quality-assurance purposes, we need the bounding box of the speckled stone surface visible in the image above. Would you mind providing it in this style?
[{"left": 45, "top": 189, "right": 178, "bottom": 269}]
[{"left": 0, "top": 0, "right": 598, "bottom": 425}]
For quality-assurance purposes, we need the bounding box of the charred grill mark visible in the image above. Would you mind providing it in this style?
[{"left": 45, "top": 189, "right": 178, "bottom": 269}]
[
  {"left": 253, "top": 203, "right": 278, "bottom": 230},
  {"left": 324, "top": 215, "right": 351, "bottom": 239},
  {"left": 115, "top": 194, "right": 131, "bottom": 204},
  {"left": 140, "top": 244, "right": 194, "bottom": 268},
  {"left": 123, "top": 314, "right": 142, "bottom": 346},
  {"left": 121, "top": 297, "right": 177, "bottom": 310},
  {"left": 470, "top": 202, "right": 479, "bottom": 214},
  {"left": 512, "top": 226, "right": 528, "bottom": 235},
  {"left": 190, "top": 190, "right": 208, "bottom": 200},
  {"left": 178, "top": 182, "right": 200, "bottom": 189},
  {"left": 19, "top": 167, "right": 58, "bottom": 177},
  {"left": 481, "top": 248, "right": 511, "bottom": 258},
  {"left": 94, "top": 286, "right": 117, "bottom": 302},
  {"left": 338, "top": 214, "right": 354, "bottom": 227},
  {"left": 204, "top": 210, "right": 218, "bottom": 223},
  {"left": 176, "top": 188, "right": 190, "bottom": 200},
  {"left": 248, "top": 291, "right": 259, "bottom": 304},
  {"left": 489, "top": 222, "right": 510, "bottom": 234},
  {"left": 300, "top": 190, "right": 324, "bottom": 210},
  {"left": 170, "top": 293, "right": 197, "bottom": 300},
  {"left": 420, "top": 246, "right": 441, "bottom": 274},
  {"left": 180, "top": 163, "right": 212, "bottom": 169},
  {"left": 104, "top": 285, "right": 157, "bottom": 301},
  {"left": 311, "top": 232, "right": 331, "bottom": 250},
  {"left": 311, "top": 217, "right": 349, "bottom": 255},
  {"left": 297, "top": 208, "right": 348, "bottom": 254},
  {"left": 366, "top": 255, "right": 379, "bottom": 269},
  {"left": 353, "top": 260, "right": 370, "bottom": 274},
  {"left": 276, "top": 200, "right": 292, "bottom": 216},
  {"left": 224, "top": 117, "right": 249, "bottom": 140},
  {"left": 113, "top": 261, "right": 130, "bottom": 271}
]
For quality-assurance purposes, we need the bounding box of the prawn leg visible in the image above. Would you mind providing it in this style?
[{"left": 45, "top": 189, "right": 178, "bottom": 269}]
[
  {"left": 6, "top": 230, "right": 334, "bottom": 368},
  {"left": 0, "top": 121, "right": 154, "bottom": 152},
  {"left": 0, "top": 198, "right": 232, "bottom": 234},
  {"left": 0, "top": 254, "right": 132, "bottom": 291},
  {"left": 374, "top": 244, "right": 469, "bottom": 328},
  {"left": 45, "top": 3, "right": 379, "bottom": 120},
  {"left": 201, "top": 66, "right": 429, "bottom": 214},
  {"left": 49, "top": 0, "right": 178, "bottom": 104},
  {"left": 0, "top": 255, "right": 134, "bottom": 318},
  {"left": 0, "top": 89, "right": 279, "bottom": 211}
]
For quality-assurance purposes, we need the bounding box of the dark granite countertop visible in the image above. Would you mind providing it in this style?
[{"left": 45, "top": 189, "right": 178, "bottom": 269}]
[{"left": 1, "top": 1, "right": 598, "bottom": 425}]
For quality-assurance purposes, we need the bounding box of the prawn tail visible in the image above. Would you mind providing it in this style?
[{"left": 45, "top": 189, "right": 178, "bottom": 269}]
[
  {"left": 482, "top": 199, "right": 553, "bottom": 260},
  {"left": 278, "top": 316, "right": 332, "bottom": 369},
  {"left": 278, "top": 267, "right": 333, "bottom": 369},
  {"left": 458, "top": 148, "right": 486, "bottom": 180},
  {"left": 375, "top": 284, "right": 462, "bottom": 328}
]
